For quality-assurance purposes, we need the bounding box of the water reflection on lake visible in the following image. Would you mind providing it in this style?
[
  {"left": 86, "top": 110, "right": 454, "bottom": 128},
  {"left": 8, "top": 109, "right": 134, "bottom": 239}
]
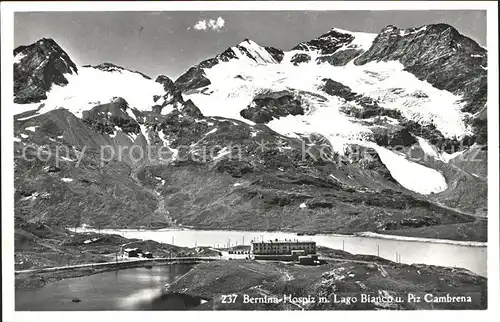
[{"left": 16, "top": 264, "right": 201, "bottom": 311}]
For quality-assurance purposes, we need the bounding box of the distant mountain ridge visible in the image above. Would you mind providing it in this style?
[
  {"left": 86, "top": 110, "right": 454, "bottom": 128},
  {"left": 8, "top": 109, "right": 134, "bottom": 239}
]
[{"left": 82, "top": 62, "right": 153, "bottom": 80}]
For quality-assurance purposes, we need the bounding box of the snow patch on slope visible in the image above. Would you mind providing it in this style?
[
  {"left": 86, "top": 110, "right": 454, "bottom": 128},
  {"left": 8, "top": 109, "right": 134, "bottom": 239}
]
[
  {"left": 36, "top": 66, "right": 165, "bottom": 118},
  {"left": 417, "top": 137, "right": 442, "bottom": 160},
  {"left": 373, "top": 145, "right": 447, "bottom": 194},
  {"left": 139, "top": 124, "right": 150, "bottom": 145},
  {"left": 158, "top": 131, "right": 179, "bottom": 161},
  {"left": 14, "top": 52, "right": 27, "bottom": 64}
]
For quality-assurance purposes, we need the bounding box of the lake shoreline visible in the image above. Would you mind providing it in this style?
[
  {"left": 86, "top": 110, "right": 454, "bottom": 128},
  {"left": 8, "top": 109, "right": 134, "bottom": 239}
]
[
  {"left": 354, "top": 232, "right": 487, "bottom": 247},
  {"left": 75, "top": 221, "right": 487, "bottom": 244},
  {"left": 15, "top": 259, "right": 203, "bottom": 290},
  {"left": 76, "top": 226, "right": 487, "bottom": 248}
]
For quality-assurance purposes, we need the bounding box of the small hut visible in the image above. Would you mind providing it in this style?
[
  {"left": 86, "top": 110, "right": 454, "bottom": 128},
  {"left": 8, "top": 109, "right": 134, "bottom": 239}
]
[
  {"left": 124, "top": 248, "right": 139, "bottom": 258},
  {"left": 298, "top": 255, "right": 314, "bottom": 265}
]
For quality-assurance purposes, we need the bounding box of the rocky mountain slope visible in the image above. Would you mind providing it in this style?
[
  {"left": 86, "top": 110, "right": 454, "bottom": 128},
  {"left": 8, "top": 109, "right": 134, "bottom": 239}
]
[{"left": 13, "top": 24, "right": 488, "bottom": 241}]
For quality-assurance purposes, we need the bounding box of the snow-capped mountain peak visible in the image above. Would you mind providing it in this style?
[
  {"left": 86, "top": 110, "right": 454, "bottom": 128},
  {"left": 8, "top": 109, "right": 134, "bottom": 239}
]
[
  {"left": 234, "top": 39, "right": 281, "bottom": 64},
  {"left": 14, "top": 37, "right": 78, "bottom": 73},
  {"left": 14, "top": 37, "right": 78, "bottom": 104},
  {"left": 328, "top": 27, "right": 377, "bottom": 51},
  {"left": 292, "top": 26, "right": 377, "bottom": 55}
]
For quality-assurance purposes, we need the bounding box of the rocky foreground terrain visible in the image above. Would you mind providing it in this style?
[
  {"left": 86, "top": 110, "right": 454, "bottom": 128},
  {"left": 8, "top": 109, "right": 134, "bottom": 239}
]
[
  {"left": 13, "top": 23, "right": 487, "bottom": 241},
  {"left": 166, "top": 257, "right": 486, "bottom": 310}
]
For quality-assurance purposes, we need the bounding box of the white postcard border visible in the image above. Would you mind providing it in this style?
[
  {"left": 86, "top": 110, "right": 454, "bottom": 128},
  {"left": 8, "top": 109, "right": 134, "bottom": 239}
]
[{"left": 1, "top": 2, "right": 498, "bottom": 322}]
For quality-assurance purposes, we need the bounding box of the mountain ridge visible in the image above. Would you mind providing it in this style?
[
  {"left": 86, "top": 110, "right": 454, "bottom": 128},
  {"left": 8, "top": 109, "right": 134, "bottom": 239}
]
[{"left": 12, "top": 23, "right": 488, "bottom": 241}]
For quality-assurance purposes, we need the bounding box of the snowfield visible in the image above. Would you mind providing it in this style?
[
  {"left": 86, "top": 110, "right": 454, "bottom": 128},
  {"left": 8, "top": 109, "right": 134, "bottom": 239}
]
[
  {"left": 35, "top": 66, "right": 165, "bottom": 118},
  {"left": 372, "top": 145, "right": 447, "bottom": 194},
  {"left": 186, "top": 45, "right": 471, "bottom": 141},
  {"left": 183, "top": 36, "right": 460, "bottom": 195}
]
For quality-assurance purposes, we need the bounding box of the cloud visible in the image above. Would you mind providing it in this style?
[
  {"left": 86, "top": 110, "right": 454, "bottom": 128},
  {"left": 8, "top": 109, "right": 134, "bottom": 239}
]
[{"left": 192, "top": 17, "right": 225, "bottom": 32}]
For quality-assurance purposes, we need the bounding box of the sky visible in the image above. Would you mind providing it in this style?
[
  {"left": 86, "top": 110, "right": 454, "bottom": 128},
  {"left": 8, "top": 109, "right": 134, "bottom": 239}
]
[{"left": 14, "top": 10, "right": 486, "bottom": 80}]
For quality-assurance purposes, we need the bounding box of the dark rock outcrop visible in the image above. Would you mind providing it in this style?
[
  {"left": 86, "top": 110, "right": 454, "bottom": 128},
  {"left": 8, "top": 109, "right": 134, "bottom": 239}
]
[
  {"left": 343, "top": 145, "right": 396, "bottom": 183},
  {"left": 264, "top": 46, "right": 285, "bottom": 63},
  {"left": 181, "top": 99, "right": 204, "bottom": 119},
  {"left": 316, "top": 49, "right": 364, "bottom": 66},
  {"left": 82, "top": 97, "right": 140, "bottom": 135},
  {"left": 14, "top": 38, "right": 78, "bottom": 103},
  {"left": 240, "top": 90, "right": 304, "bottom": 123},
  {"left": 320, "top": 78, "right": 401, "bottom": 119},
  {"left": 290, "top": 53, "right": 311, "bottom": 65},
  {"left": 320, "top": 79, "right": 357, "bottom": 100},
  {"left": 155, "top": 75, "right": 176, "bottom": 93},
  {"left": 153, "top": 75, "right": 185, "bottom": 113},
  {"left": 174, "top": 67, "right": 211, "bottom": 92},
  {"left": 370, "top": 126, "right": 416, "bottom": 147},
  {"left": 293, "top": 29, "right": 355, "bottom": 55}
]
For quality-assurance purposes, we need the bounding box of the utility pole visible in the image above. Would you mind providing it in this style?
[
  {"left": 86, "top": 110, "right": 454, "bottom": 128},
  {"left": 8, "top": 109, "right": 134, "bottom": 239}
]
[
  {"left": 242, "top": 236, "right": 244, "bottom": 245},
  {"left": 342, "top": 240, "right": 345, "bottom": 251},
  {"left": 377, "top": 245, "right": 380, "bottom": 257},
  {"left": 396, "top": 252, "right": 398, "bottom": 263},
  {"left": 172, "top": 236, "right": 174, "bottom": 245}
]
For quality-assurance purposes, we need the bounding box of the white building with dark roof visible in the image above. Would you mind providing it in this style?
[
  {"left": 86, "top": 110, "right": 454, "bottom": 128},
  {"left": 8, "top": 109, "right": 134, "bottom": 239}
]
[{"left": 251, "top": 239, "right": 316, "bottom": 255}]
